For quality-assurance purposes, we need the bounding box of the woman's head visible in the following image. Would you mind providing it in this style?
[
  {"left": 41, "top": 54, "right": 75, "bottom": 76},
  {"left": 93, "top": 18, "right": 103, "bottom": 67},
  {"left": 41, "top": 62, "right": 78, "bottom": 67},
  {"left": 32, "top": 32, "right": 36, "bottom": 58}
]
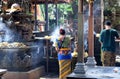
[{"left": 59, "top": 29, "right": 65, "bottom": 35}]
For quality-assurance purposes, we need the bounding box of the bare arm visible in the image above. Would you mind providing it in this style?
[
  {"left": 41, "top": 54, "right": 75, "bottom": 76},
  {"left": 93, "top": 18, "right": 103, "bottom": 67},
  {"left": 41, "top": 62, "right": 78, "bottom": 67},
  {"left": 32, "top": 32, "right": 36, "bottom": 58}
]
[{"left": 55, "top": 47, "right": 59, "bottom": 52}]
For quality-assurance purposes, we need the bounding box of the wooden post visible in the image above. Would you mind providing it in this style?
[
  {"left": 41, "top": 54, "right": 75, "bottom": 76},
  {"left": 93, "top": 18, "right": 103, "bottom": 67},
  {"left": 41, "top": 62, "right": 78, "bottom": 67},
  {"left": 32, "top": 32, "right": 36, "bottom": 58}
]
[
  {"left": 55, "top": 4, "right": 58, "bottom": 26},
  {"left": 73, "top": 0, "right": 85, "bottom": 74},
  {"left": 86, "top": 0, "right": 96, "bottom": 66},
  {"left": 34, "top": 0, "right": 38, "bottom": 31},
  {"left": 45, "top": 0, "right": 49, "bottom": 31},
  {"left": 88, "top": 1, "right": 94, "bottom": 57},
  {"left": 77, "top": 0, "right": 84, "bottom": 63},
  {"left": 101, "top": 0, "right": 104, "bottom": 30}
]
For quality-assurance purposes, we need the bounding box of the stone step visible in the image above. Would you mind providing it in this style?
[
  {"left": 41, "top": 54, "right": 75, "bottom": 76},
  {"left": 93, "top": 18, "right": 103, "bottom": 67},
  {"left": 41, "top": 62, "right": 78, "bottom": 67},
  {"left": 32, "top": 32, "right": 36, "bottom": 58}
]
[
  {"left": 3, "top": 66, "right": 45, "bottom": 79},
  {"left": 40, "top": 73, "right": 59, "bottom": 79}
]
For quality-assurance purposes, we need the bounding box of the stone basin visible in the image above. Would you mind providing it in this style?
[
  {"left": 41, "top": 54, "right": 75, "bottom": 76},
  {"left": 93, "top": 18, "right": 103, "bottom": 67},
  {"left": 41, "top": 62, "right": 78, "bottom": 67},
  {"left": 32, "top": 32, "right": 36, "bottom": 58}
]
[{"left": 0, "top": 46, "right": 42, "bottom": 72}]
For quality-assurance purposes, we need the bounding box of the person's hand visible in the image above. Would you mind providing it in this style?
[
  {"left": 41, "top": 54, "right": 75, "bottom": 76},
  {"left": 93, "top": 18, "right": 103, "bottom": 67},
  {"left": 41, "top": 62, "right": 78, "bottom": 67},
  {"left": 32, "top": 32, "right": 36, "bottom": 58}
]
[{"left": 115, "top": 38, "right": 120, "bottom": 42}]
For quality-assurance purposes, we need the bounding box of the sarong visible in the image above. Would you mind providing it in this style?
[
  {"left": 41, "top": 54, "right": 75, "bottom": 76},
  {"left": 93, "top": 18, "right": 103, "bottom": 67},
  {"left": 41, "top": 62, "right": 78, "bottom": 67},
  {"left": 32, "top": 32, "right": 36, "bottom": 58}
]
[
  {"left": 59, "top": 59, "right": 71, "bottom": 79},
  {"left": 101, "top": 51, "right": 115, "bottom": 66}
]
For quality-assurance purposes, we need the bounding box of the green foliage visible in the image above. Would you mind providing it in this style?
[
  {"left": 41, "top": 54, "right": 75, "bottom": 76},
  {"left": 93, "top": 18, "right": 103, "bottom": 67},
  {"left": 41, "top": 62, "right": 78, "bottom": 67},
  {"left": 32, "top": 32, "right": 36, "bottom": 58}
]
[
  {"left": 47, "top": 3, "right": 74, "bottom": 27},
  {"left": 40, "top": 5, "right": 45, "bottom": 19},
  {"left": 104, "top": 9, "right": 112, "bottom": 17},
  {"left": 57, "top": 3, "right": 73, "bottom": 23},
  {"left": 104, "top": 0, "right": 120, "bottom": 30}
]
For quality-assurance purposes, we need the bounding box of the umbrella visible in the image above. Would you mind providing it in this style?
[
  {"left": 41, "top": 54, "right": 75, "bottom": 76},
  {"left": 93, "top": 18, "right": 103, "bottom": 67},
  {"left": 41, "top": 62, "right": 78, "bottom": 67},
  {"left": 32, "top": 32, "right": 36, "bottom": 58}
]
[{"left": 32, "top": 0, "right": 71, "bottom": 31}]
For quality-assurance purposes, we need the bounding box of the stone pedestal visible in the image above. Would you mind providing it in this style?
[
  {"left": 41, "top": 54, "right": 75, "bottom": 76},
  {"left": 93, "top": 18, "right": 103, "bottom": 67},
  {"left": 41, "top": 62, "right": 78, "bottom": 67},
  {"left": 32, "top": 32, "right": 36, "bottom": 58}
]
[
  {"left": 73, "top": 63, "right": 86, "bottom": 74},
  {"left": 86, "top": 57, "right": 96, "bottom": 67}
]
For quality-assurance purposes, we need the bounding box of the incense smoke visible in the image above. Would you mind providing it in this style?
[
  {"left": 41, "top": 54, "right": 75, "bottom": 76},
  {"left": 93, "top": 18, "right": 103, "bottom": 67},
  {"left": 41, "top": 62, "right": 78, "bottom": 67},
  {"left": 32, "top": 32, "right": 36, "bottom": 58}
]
[
  {"left": 50, "top": 27, "right": 60, "bottom": 46},
  {"left": 0, "top": 20, "right": 15, "bottom": 42}
]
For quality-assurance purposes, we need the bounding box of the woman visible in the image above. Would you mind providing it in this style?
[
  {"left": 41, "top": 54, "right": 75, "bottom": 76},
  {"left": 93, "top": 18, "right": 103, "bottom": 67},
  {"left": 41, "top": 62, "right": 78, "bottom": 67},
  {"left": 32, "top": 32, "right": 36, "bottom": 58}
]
[{"left": 54, "top": 28, "right": 72, "bottom": 79}]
